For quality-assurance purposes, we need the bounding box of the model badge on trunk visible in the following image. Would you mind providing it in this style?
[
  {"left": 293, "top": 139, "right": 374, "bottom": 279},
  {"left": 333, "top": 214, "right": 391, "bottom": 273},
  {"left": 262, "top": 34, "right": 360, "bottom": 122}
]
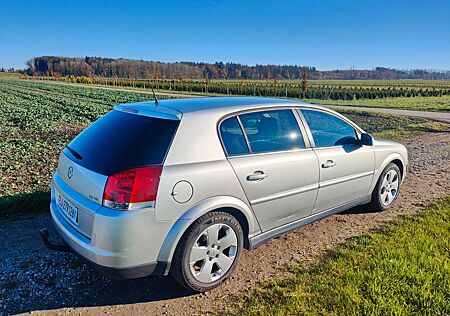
[{"left": 67, "top": 166, "right": 74, "bottom": 179}]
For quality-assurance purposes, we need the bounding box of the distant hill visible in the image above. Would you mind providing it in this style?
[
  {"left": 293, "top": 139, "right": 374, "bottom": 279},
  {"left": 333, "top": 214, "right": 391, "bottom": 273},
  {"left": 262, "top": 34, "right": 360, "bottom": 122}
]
[{"left": 26, "top": 56, "right": 450, "bottom": 80}]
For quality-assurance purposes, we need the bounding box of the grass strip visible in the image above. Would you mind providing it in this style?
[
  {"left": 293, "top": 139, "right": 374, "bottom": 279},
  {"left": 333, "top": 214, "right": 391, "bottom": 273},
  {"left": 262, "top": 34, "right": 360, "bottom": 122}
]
[{"left": 230, "top": 197, "right": 450, "bottom": 316}]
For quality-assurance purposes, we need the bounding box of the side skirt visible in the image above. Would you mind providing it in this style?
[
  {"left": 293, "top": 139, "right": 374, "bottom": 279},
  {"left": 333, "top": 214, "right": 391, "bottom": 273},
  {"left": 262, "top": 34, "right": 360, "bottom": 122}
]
[{"left": 248, "top": 195, "right": 371, "bottom": 249}]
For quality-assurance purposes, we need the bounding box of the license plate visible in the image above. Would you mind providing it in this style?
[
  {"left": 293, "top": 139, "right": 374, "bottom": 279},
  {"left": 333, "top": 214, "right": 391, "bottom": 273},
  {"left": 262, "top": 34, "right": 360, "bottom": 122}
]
[{"left": 55, "top": 189, "right": 78, "bottom": 225}]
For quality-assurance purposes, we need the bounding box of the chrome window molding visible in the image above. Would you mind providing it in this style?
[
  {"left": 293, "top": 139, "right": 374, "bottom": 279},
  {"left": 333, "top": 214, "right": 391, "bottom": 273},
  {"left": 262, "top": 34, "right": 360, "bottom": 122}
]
[
  {"left": 236, "top": 115, "right": 252, "bottom": 154},
  {"left": 227, "top": 147, "right": 314, "bottom": 159}
]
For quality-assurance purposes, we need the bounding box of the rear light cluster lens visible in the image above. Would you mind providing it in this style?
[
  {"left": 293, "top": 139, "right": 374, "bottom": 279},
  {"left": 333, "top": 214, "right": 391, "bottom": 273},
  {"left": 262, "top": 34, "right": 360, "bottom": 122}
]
[{"left": 103, "top": 165, "right": 162, "bottom": 210}]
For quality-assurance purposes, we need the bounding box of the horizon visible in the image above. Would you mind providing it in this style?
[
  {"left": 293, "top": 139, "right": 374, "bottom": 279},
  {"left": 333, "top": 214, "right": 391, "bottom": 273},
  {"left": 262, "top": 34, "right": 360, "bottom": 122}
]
[
  {"left": 11, "top": 56, "right": 450, "bottom": 73},
  {"left": 1, "top": 1, "right": 449, "bottom": 70}
]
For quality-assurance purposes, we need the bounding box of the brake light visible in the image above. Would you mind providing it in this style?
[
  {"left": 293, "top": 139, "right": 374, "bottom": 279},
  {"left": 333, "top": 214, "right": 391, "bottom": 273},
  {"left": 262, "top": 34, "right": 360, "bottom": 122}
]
[{"left": 103, "top": 165, "right": 162, "bottom": 210}]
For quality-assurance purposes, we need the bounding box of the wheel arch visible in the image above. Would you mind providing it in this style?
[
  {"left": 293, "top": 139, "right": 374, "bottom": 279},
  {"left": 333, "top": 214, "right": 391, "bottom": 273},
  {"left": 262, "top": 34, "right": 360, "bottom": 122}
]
[
  {"left": 157, "top": 196, "right": 261, "bottom": 275},
  {"left": 370, "top": 153, "right": 406, "bottom": 193},
  {"left": 213, "top": 206, "right": 251, "bottom": 249},
  {"left": 390, "top": 158, "right": 404, "bottom": 179}
]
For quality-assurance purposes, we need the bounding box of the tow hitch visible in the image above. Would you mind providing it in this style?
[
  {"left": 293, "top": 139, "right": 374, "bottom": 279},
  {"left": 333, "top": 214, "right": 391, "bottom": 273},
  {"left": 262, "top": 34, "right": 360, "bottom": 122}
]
[{"left": 40, "top": 228, "right": 72, "bottom": 252}]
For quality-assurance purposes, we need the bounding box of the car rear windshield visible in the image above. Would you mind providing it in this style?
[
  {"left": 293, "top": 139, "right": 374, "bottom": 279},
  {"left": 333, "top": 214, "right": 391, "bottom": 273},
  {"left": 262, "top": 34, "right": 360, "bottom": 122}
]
[{"left": 64, "top": 110, "right": 179, "bottom": 175}]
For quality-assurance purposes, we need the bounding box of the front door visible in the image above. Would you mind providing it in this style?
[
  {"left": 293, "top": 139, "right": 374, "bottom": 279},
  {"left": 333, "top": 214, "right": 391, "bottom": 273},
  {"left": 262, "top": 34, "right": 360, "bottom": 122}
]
[
  {"left": 219, "top": 109, "right": 319, "bottom": 232},
  {"left": 300, "top": 109, "right": 375, "bottom": 213}
]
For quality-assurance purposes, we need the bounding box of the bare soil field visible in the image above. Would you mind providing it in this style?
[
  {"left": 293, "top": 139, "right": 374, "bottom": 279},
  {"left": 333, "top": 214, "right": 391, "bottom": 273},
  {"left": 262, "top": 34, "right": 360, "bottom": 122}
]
[{"left": 1, "top": 131, "right": 449, "bottom": 315}]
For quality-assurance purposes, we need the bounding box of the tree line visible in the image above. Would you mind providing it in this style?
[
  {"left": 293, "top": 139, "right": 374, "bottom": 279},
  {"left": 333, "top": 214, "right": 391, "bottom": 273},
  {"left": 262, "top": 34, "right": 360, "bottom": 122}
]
[{"left": 26, "top": 56, "right": 450, "bottom": 80}]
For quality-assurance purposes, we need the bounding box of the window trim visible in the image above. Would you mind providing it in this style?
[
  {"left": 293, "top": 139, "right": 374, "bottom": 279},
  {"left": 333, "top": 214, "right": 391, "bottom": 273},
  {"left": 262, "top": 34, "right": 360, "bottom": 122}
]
[
  {"left": 218, "top": 116, "right": 251, "bottom": 157},
  {"left": 297, "top": 107, "right": 363, "bottom": 149},
  {"left": 217, "top": 107, "right": 312, "bottom": 158},
  {"left": 236, "top": 115, "right": 253, "bottom": 154},
  {"left": 226, "top": 147, "right": 315, "bottom": 159}
]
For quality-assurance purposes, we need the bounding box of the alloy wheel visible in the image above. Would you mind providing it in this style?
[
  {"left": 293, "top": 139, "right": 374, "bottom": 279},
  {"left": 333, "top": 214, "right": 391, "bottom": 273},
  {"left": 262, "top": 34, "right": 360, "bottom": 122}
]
[
  {"left": 189, "top": 223, "right": 238, "bottom": 283},
  {"left": 380, "top": 169, "right": 399, "bottom": 206}
]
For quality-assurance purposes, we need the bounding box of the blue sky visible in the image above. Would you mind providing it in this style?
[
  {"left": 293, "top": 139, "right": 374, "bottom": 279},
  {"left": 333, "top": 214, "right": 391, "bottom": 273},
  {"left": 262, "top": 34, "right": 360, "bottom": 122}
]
[{"left": 1, "top": 0, "right": 449, "bottom": 70}]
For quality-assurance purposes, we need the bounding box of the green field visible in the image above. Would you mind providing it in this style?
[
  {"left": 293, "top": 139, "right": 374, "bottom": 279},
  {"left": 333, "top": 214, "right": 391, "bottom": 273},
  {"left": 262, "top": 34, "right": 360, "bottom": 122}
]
[
  {"left": 230, "top": 198, "right": 450, "bottom": 316},
  {"left": 0, "top": 78, "right": 165, "bottom": 218},
  {"left": 28, "top": 76, "right": 450, "bottom": 111},
  {"left": 30, "top": 76, "right": 450, "bottom": 112},
  {"left": 0, "top": 77, "right": 448, "bottom": 219}
]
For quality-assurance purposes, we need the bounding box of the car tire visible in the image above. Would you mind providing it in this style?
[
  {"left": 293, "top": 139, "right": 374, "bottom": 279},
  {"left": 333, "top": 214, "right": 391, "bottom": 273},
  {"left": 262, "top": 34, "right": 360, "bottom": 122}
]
[
  {"left": 171, "top": 211, "right": 244, "bottom": 293},
  {"left": 369, "top": 162, "right": 402, "bottom": 212}
]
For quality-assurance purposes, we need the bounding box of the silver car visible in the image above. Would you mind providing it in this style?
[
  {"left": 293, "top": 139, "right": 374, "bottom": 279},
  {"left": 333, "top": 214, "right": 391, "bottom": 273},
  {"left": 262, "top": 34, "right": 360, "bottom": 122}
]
[{"left": 46, "top": 97, "right": 408, "bottom": 292}]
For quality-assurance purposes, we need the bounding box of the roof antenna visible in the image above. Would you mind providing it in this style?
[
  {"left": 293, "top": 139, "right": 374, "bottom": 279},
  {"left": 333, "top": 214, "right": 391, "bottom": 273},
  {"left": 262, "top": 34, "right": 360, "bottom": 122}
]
[{"left": 150, "top": 84, "right": 159, "bottom": 105}]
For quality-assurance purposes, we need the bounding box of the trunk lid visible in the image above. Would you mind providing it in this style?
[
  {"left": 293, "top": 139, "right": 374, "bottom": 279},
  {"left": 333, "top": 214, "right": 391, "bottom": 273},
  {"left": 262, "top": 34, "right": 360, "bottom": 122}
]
[{"left": 52, "top": 107, "right": 180, "bottom": 237}]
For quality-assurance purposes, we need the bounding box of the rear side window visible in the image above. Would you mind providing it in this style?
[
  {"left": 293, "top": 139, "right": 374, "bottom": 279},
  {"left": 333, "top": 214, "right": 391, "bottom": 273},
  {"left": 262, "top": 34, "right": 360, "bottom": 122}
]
[
  {"left": 220, "top": 117, "right": 250, "bottom": 156},
  {"left": 65, "top": 110, "right": 179, "bottom": 175},
  {"left": 239, "top": 109, "right": 305, "bottom": 154},
  {"left": 301, "top": 109, "right": 358, "bottom": 147}
]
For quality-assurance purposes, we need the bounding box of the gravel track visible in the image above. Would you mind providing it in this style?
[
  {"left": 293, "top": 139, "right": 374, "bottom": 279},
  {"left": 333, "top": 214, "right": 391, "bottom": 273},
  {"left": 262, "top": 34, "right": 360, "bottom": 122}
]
[
  {"left": 0, "top": 132, "right": 449, "bottom": 315},
  {"left": 326, "top": 105, "right": 450, "bottom": 123}
]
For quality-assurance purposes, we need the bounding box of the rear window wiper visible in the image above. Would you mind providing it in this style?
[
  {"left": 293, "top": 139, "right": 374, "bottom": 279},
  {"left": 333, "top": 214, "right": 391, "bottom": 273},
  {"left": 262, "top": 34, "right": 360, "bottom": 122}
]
[{"left": 65, "top": 145, "right": 83, "bottom": 160}]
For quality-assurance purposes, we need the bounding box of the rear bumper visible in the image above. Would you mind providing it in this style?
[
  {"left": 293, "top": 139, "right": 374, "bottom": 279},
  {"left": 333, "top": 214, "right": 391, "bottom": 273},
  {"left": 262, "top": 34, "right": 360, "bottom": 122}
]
[
  {"left": 49, "top": 212, "right": 167, "bottom": 279},
  {"left": 50, "top": 173, "right": 175, "bottom": 279},
  {"left": 90, "top": 260, "right": 166, "bottom": 280},
  {"left": 85, "top": 258, "right": 167, "bottom": 280}
]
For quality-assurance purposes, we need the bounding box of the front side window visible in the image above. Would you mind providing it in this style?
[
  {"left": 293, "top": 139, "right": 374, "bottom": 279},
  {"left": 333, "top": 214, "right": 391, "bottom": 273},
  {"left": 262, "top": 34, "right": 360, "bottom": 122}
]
[
  {"left": 301, "top": 109, "right": 358, "bottom": 147},
  {"left": 239, "top": 109, "right": 305, "bottom": 153},
  {"left": 220, "top": 116, "right": 250, "bottom": 156}
]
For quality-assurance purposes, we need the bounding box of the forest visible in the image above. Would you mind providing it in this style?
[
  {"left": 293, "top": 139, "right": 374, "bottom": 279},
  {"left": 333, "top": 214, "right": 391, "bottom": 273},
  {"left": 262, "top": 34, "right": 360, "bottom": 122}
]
[{"left": 26, "top": 56, "right": 450, "bottom": 80}]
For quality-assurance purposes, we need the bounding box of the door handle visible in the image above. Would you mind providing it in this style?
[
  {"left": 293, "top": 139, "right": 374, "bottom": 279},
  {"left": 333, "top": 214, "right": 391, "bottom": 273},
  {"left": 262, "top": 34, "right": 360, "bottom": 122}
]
[
  {"left": 246, "top": 171, "right": 268, "bottom": 181},
  {"left": 322, "top": 160, "right": 336, "bottom": 168}
]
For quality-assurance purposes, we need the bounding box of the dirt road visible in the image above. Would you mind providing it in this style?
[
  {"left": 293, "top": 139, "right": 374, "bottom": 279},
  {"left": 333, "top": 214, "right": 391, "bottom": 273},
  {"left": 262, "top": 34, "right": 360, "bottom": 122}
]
[
  {"left": 1, "top": 132, "right": 449, "bottom": 315},
  {"left": 324, "top": 105, "right": 450, "bottom": 123}
]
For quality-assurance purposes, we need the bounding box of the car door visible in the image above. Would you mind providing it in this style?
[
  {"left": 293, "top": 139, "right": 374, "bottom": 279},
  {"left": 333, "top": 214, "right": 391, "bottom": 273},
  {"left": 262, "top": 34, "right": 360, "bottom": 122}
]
[
  {"left": 299, "top": 109, "right": 375, "bottom": 214},
  {"left": 219, "top": 109, "right": 319, "bottom": 232}
]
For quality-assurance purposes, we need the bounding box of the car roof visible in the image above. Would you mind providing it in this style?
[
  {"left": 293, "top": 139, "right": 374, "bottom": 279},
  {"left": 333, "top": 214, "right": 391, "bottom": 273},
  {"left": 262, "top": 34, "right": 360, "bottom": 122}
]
[
  {"left": 116, "top": 97, "right": 329, "bottom": 119},
  {"left": 160, "top": 97, "right": 297, "bottom": 113}
]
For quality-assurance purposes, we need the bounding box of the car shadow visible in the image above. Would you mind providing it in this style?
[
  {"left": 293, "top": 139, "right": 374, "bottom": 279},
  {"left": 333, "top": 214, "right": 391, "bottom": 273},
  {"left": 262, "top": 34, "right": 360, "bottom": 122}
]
[
  {"left": 340, "top": 204, "right": 379, "bottom": 215},
  {"left": 13, "top": 260, "right": 195, "bottom": 314},
  {"left": 77, "top": 270, "right": 192, "bottom": 305},
  {"left": 5, "top": 220, "right": 195, "bottom": 314}
]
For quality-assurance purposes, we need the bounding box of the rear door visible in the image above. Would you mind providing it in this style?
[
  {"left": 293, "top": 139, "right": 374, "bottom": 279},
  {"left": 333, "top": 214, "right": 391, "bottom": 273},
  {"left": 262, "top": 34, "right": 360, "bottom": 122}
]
[
  {"left": 299, "top": 109, "right": 375, "bottom": 214},
  {"left": 220, "top": 109, "right": 319, "bottom": 232}
]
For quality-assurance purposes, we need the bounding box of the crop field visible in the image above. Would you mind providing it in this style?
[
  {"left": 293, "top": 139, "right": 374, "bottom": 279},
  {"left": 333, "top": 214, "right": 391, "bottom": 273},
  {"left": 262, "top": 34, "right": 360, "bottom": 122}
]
[
  {"left": 0, "top": 77, "right": 449, "bottom": 219},
  {"left": 0, "top": 78, "right": 168, "bottom": 218},
  {"left": 29, "top": 76, "right": 450, "bottom": 112}
]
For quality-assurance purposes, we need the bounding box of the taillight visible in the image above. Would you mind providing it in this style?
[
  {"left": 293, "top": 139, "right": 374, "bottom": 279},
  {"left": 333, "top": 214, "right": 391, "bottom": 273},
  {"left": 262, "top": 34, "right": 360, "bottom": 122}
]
[{"left": 103, "top": 165, "right": 162, "bottom": 210}]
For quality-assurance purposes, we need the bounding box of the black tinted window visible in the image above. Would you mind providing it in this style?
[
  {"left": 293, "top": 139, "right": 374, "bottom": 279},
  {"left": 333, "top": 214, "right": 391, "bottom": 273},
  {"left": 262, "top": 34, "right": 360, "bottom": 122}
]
[
  {"left": 220, "top": 117, "right": 249, "bottom": 156},
  {"left": 239, "top": 109, "right": 305, "bottom": 153},
  {"left": 301, "top": 109, "right": 358, "bottom": 147},
  {"left": 65, "top": 110, "right": 179, "bottom": 175}
]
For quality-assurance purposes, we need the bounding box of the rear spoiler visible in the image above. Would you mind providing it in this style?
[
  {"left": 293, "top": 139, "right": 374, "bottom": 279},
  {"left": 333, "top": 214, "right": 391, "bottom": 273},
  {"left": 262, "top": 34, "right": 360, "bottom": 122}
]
[{"left": 115, "top": 103, "right": 182, "bottom": 120}]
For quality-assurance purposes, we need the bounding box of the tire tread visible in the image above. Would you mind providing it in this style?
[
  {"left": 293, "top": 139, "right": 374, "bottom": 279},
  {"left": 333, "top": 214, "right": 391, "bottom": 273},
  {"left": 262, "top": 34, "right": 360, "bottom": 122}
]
[
  {"left": 368, "top": 162, "right": 401, "bottom": 212},
  {"left": 171, "top": 211, "right": 243, "bottom": 293}
]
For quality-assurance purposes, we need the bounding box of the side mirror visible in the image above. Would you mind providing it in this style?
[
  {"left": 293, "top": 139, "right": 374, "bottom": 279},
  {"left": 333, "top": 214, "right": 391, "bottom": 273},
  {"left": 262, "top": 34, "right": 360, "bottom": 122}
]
[{"left": 360, "top": 133, "right": 373, "bottom": 146}]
